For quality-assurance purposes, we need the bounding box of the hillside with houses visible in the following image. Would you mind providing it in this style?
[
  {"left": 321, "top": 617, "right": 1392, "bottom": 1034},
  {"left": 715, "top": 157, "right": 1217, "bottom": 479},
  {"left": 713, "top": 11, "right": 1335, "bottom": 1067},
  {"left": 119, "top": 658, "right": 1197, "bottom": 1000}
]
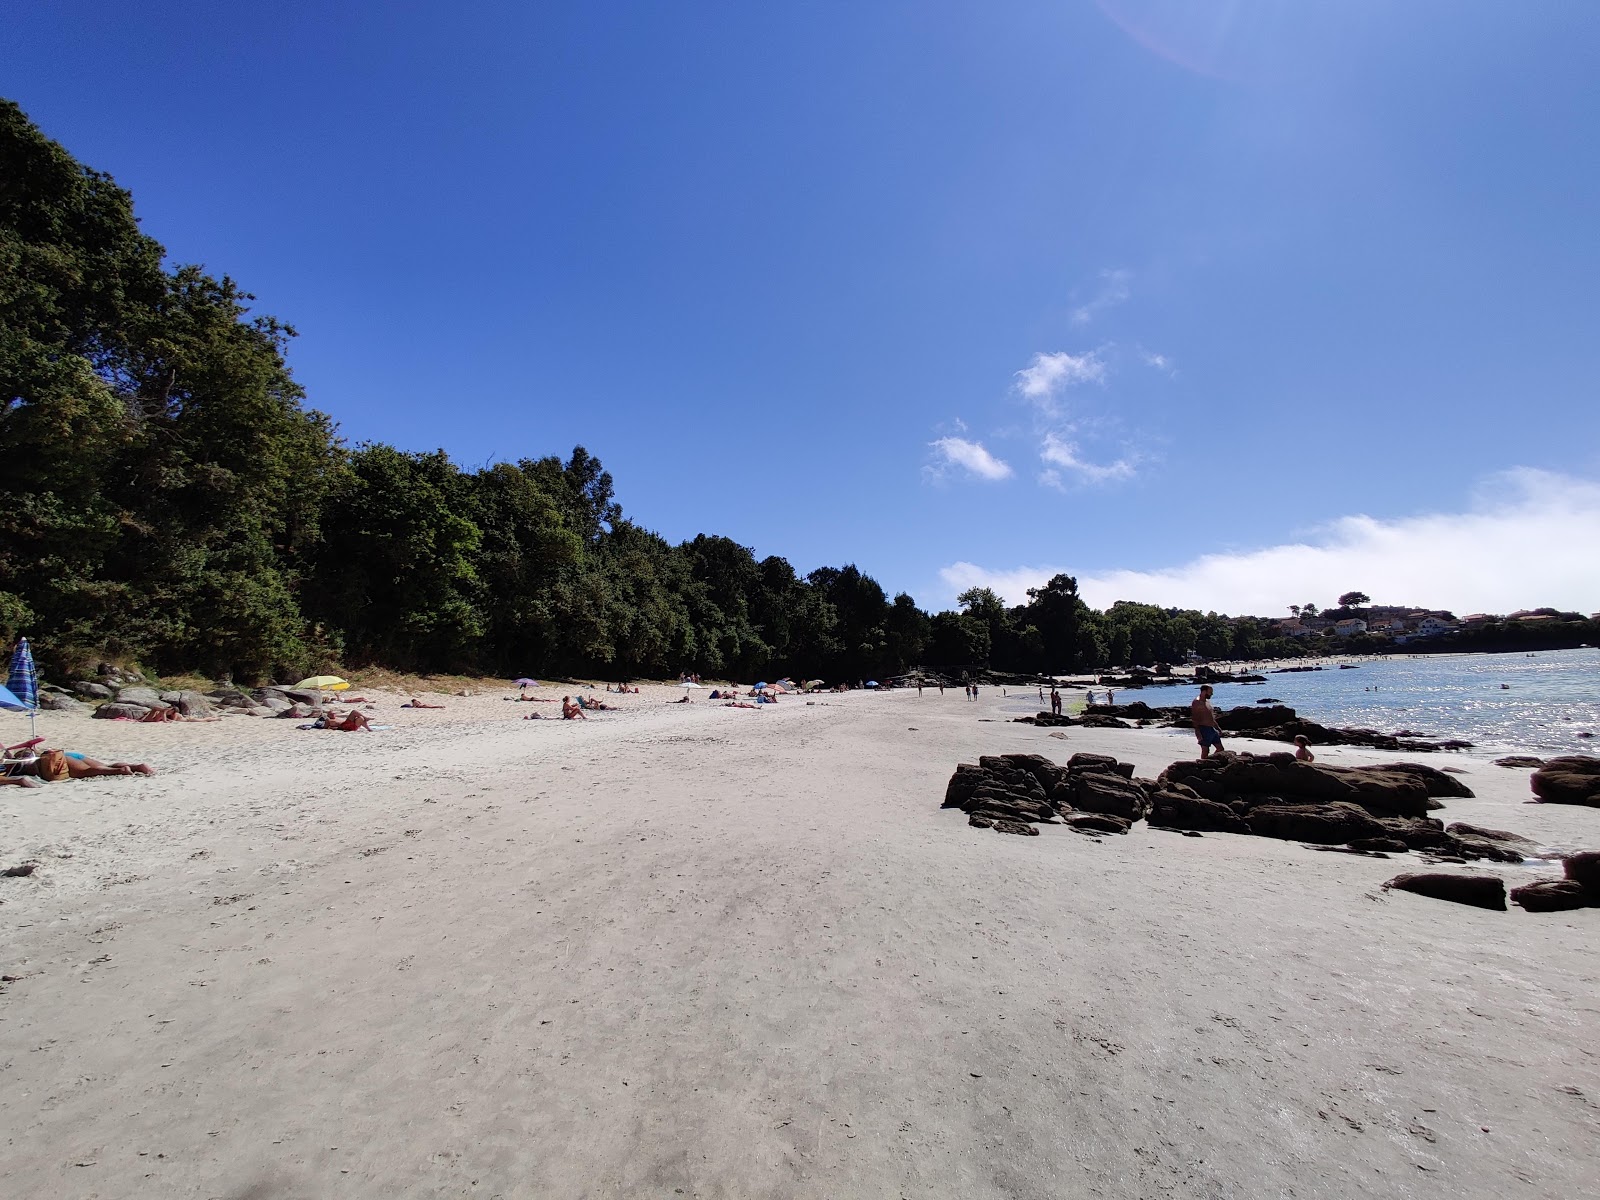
[{"left": 1270, "top": 602, "right": 1599, "bottom": 654}]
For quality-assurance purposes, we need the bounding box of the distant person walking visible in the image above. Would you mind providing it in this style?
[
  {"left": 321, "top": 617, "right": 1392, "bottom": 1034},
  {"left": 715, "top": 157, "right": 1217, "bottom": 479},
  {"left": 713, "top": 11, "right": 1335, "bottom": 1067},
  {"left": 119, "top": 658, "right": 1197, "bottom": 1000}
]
[{"left": 1191, "top": 684, "right": 1224, "bottom": 760}]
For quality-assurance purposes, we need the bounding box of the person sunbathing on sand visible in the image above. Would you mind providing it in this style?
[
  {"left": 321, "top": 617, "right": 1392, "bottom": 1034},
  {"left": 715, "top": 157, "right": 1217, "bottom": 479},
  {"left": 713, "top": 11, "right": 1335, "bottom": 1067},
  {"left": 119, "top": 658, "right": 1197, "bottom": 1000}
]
[
  {"left": 403, "top": 698, "right": 445, "bottom": 709},
  {"left": 561, "top": 696, "right": 587, "bottom": 720},
  {"left": 7, "top": 749, "right": 156, "bottom": 780},
  {"left": 320, "top": 709, "right": 371, "bottom": 731}
]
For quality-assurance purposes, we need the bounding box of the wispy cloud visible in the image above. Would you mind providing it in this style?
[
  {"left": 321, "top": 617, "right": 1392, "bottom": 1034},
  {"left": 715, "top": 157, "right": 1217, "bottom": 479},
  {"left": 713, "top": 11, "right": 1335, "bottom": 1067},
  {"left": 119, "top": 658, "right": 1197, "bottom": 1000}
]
[
  {"left": 938, "top": 469, "right": 1600, "bottom": 612},
  {"left": 926, "top": 436, "right": 1013, "bottom": 482},
  {"left": 1038, "top": 432, "right": 1137, "bottom": 486},
  {"left": 1014, "top": 350, "right": 1107, "bottom": 404},
  {"left": 1141, "top": 350, "right": 1174, "bottom": 375},
  {"left": 1070, "top": 268, "right": 1132, "bottom": 326}
]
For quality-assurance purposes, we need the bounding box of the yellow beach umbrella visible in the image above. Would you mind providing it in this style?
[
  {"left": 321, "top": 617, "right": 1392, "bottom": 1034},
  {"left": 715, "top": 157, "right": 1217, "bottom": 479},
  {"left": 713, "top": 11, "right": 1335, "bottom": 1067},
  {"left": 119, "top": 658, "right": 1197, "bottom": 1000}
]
[{"left": 293, "top": 675, "right": 349, "bottom": 691}]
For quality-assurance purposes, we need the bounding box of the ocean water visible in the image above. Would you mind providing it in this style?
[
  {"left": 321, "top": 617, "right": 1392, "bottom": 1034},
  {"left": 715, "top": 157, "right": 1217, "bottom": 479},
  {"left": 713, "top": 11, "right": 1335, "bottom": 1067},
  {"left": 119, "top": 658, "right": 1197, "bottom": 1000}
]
[{"left": 1178, "top": 648, "right": 1600, "bottom": 757}]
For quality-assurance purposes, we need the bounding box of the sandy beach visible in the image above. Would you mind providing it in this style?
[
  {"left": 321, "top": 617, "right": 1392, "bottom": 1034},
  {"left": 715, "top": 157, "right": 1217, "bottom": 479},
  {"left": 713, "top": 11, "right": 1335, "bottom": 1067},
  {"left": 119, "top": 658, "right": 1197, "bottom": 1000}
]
[{"left": 2, "top": 684, "right": 1596, "bottom": 1198}]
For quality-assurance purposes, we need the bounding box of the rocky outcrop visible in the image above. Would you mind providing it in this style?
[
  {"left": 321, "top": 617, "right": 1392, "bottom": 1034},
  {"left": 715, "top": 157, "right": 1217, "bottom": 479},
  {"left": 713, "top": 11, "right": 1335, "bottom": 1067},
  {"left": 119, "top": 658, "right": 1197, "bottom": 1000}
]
[
  {"left": 942, "top": 752, "right": 1148, "bottom": 836},
  {"left": 1159, "top": 755, "right": 1441, "bottom": 819},
  {"left": 1247, "top": 802, "right": 1388, "bottom": 844},
  {"left": 1495, "top": 755, "right": 1544, "bottom": 769},
  {"left": 73, "top": 681, "right": 114, "bottom": 700},
  {"left": 1530, "top": 757, "right": 1600, "bottom": 807},
  {"left": 1147, "top": 783, "right": 1252, "bottom": 834},
  {"left": 1382, "top": 872, "right": 1507, "bottom": 911}
]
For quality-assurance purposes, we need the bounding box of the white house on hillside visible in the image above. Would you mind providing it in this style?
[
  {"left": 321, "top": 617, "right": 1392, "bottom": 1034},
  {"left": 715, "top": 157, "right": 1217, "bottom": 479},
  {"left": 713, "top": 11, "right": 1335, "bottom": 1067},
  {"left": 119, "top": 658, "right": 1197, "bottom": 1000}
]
[
  {"left": 1418, "top": 616, "right": 1456, "bottom": 637},
  {"left": 1334, "top": 618, "right": 1367, "bottom": 636}
]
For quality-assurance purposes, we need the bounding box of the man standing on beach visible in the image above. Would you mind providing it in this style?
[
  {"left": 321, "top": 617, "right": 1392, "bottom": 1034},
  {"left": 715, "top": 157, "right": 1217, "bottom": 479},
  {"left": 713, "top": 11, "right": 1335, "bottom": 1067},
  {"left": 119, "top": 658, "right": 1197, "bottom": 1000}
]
[{"left": 1191, "top": 684, "right": 1224, "bottom": 759}]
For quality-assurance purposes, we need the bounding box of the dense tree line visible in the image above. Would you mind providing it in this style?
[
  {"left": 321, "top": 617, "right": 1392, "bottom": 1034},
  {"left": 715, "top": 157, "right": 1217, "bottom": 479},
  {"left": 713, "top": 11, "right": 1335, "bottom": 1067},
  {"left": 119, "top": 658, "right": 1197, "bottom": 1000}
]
[{"left": 0, "top": 101, "right": 1342, "bottom": 683}]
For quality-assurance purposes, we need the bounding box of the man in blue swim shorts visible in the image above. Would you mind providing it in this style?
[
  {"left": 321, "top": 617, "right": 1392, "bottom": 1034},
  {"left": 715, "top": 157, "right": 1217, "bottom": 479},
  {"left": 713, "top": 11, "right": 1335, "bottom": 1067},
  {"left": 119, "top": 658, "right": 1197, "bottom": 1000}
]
[{"left": 1191, "top": 684, "right": 1224, "bottom": 760}]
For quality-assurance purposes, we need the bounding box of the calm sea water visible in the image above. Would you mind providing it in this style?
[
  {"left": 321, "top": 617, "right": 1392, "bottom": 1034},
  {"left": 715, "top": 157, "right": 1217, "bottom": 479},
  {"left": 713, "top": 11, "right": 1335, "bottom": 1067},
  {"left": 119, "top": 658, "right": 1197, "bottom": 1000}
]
[
  {"left": 1004, "top": 648, "right": 1600, "bottom": 756},
  {"left": 1184, "top": 648, "right": 1600, "bottom": 757}
]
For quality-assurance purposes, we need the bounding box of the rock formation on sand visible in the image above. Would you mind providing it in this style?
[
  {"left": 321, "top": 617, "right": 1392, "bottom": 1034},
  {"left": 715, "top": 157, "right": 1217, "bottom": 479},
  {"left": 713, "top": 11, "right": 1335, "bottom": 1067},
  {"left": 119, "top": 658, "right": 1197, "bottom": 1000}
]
[
  {"left": 943, "top": 750, "right": 1598, "bottom": 914},
  {"left": 1530, "top": 756, "right": 1600, "bottom": 807}
]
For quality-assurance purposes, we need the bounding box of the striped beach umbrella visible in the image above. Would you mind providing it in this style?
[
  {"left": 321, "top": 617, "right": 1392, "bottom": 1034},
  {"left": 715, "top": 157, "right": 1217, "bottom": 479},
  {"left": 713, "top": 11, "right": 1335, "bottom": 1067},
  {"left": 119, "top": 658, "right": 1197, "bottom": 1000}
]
[{"left": 6, "top": 637, "right": 38, "bottom": 737}]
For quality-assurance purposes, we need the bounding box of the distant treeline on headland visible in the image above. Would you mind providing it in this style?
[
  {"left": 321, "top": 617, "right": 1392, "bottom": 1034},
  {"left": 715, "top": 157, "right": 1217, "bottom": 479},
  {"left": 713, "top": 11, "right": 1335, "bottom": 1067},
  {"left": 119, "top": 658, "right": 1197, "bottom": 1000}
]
[{"left": 3, "top": 101, "right": 1594, "bottom": 685}]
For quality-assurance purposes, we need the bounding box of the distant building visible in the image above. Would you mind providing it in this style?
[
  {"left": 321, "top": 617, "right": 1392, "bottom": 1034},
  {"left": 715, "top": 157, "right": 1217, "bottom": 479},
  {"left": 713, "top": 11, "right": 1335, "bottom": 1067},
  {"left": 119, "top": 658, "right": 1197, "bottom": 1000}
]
[
  {"left": 1277, "top": 619, "right": 1314, "bottom": 639},
  {"left": 1418, "top": 616, "right": 1456, "bottom": 637},
  {"left": 1333, "top": 618, "right": 1367, "bottom": 636}
]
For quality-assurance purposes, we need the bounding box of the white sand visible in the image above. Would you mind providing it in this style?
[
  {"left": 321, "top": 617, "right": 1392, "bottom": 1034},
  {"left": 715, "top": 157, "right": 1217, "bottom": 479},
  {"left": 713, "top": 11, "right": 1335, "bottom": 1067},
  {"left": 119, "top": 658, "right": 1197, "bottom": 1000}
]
[{"left": 1, "top": 685, "right": 1596, "bottom": 1197}]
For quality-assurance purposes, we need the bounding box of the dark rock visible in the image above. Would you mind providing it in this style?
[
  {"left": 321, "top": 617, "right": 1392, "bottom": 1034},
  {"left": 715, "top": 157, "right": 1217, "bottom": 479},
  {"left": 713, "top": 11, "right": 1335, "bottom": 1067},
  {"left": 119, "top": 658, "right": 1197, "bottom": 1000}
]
[
  {"left": 1070, "top": 771, "right": 1151, "bottom": 821},
  {"left": 1064, "top": 813, "right": 1131, "bottom": 835},
  {"left": 1382, "top": 872, "right": 1507, "bottom": 911},
  {"left": 1347, "top": 837, "right": 1410, "bottom": 854},
  {"left": 992, "top": 820, "right": 1039, "bottom": 837},
  {"left": 1562, "top": 851, "right": 1600, "bottom": 891},
  {"left": 1375, "top": 816, "right": 1448, "bottom": 850},
  {"left": 1247, "top": 802, "right": 1387, "bottom": 844},
  {"left": 94, "top": 702, "right": 152, "bottom": 720},
  {"left": 968, "top": 814, "right": 994, "bottom": 829},
  {"left": 73, "top": 681, "right": 114, "bottom": 700},
  {"left": 277, "top": 703, "right": 317, "bottom": 719},
  {"left": 283, "top": 688, "right": 322, "bottom": 705},
  {"left": 1147, "top": 786, "right": 1252, "bottom": 834},
  {"left": 1219, "top": 705, "right": 1298, "bottom": 731},
  {"left": 1530, "top": 756, "right": 1600, "bottom": 807},
  {"left": 1377, "top": 762, "right": 1475, "bottom": 799},
  {"left": 2, "top": 862, "right": 39, "bottom": 877},
  {"left": 1509, "top": 880, "right": 1595, "bottom": 913},
  {"left": 1078, "top": 714, "right": 1131, "bottom": 729},
  {"left": 1494, "top": 756, "right": 1545, "bottom": 769}
]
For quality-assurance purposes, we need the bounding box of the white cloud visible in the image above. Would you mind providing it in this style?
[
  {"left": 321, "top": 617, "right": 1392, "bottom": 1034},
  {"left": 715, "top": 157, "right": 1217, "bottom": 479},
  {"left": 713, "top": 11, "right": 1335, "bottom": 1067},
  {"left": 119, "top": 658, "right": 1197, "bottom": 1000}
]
[
  {"left": 926, "top": 436, "right": 1013, "bottom": 482},
  {"left": 1039, "top": 431, "right": 1136, "bottom": 486},
  {"left": 1141, "top": 350, "right": 1174, "bottom": 374},
  {"left": 938, "top": 469, "right": 1600, "bottom": 612},
  {"left": 1014, "top": 350, "right": 1106, "bottom": 403},
  {"left": 1070, "top": 268, "right": 1132, "bottom": 326}
]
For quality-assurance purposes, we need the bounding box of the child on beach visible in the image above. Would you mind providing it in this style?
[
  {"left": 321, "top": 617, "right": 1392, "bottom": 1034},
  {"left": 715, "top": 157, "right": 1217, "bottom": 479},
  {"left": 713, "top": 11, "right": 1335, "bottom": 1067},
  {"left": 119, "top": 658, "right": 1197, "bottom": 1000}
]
[{"left": 1293, "top": 735, "right": 1315, "bottom": 762}]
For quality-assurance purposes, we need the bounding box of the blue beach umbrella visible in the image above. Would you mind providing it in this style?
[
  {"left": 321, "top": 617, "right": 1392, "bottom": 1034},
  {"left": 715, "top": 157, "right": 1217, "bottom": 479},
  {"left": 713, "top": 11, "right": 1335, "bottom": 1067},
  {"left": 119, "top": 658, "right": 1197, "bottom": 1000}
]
[
  {"left": 0, "top": 683, "right": 27, "bottom": 711},
  {"left": 6, "top": 638, "right": 38, "bottom": 737}
]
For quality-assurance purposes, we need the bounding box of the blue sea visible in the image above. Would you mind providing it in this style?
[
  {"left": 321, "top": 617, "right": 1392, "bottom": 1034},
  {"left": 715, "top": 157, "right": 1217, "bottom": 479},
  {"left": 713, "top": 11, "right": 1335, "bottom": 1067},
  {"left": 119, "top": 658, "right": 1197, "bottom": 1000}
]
[{"left": 1186, "top": 649, "right": 1600, "bottom": 757}]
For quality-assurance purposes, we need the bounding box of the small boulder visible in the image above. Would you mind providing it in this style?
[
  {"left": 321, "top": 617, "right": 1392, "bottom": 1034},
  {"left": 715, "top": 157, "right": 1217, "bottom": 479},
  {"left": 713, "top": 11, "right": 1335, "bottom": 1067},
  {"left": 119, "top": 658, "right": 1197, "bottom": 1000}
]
[
  {"left": 1382, "top": 872, "right": 1507, "bottom": 911},
  {"left": 1064, "top": 813, "right": 1132, "bottom": 835},
  {"left": 1530, "top": 757, "right": 1600, "bottom": 807},
  {"left": 39, "top": 692, "right": 89, "bottom": 712},
  {"left": 992, "top": 820, "right": 1039, "bottom": 837},
  {"left": 1070, "top": 771, "right": 1151, "bottom": 821},
  {"left": 1248, "top": 802, "right": 1387, "bottom": 845},
  {"left": 1495, "top": 755, "right": 1544, "bottom": 769},
  {"left": 1347, "top": 837, "right": 1410, "bottom": 854},
  {"left": 1147, "top": 786, "right": 1252, "bottom": 834},
  {"left": 277, "top": 703, "right": 316, "bottom": 719},
  {"left": 1561, "top": 850, "right": 1600, "bottom": 892},
  {"left": 116, "top": 685, "right": 163, "bottom": 708},
  {"left": 94, "top": 702, "right": 152, "bottom": 720},
  {"left": 1509, "top": 880, "right": 1595, "bottom": 913},
  {"left": 73, "top": 681, "right": 114, "bottom": 700}
]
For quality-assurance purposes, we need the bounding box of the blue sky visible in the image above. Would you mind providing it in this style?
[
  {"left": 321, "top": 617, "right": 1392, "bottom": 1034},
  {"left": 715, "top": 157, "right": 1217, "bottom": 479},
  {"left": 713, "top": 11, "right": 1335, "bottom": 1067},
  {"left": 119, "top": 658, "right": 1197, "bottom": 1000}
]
[{"left": 12, "top": 1, "right": 1600, "bottom": 614}]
